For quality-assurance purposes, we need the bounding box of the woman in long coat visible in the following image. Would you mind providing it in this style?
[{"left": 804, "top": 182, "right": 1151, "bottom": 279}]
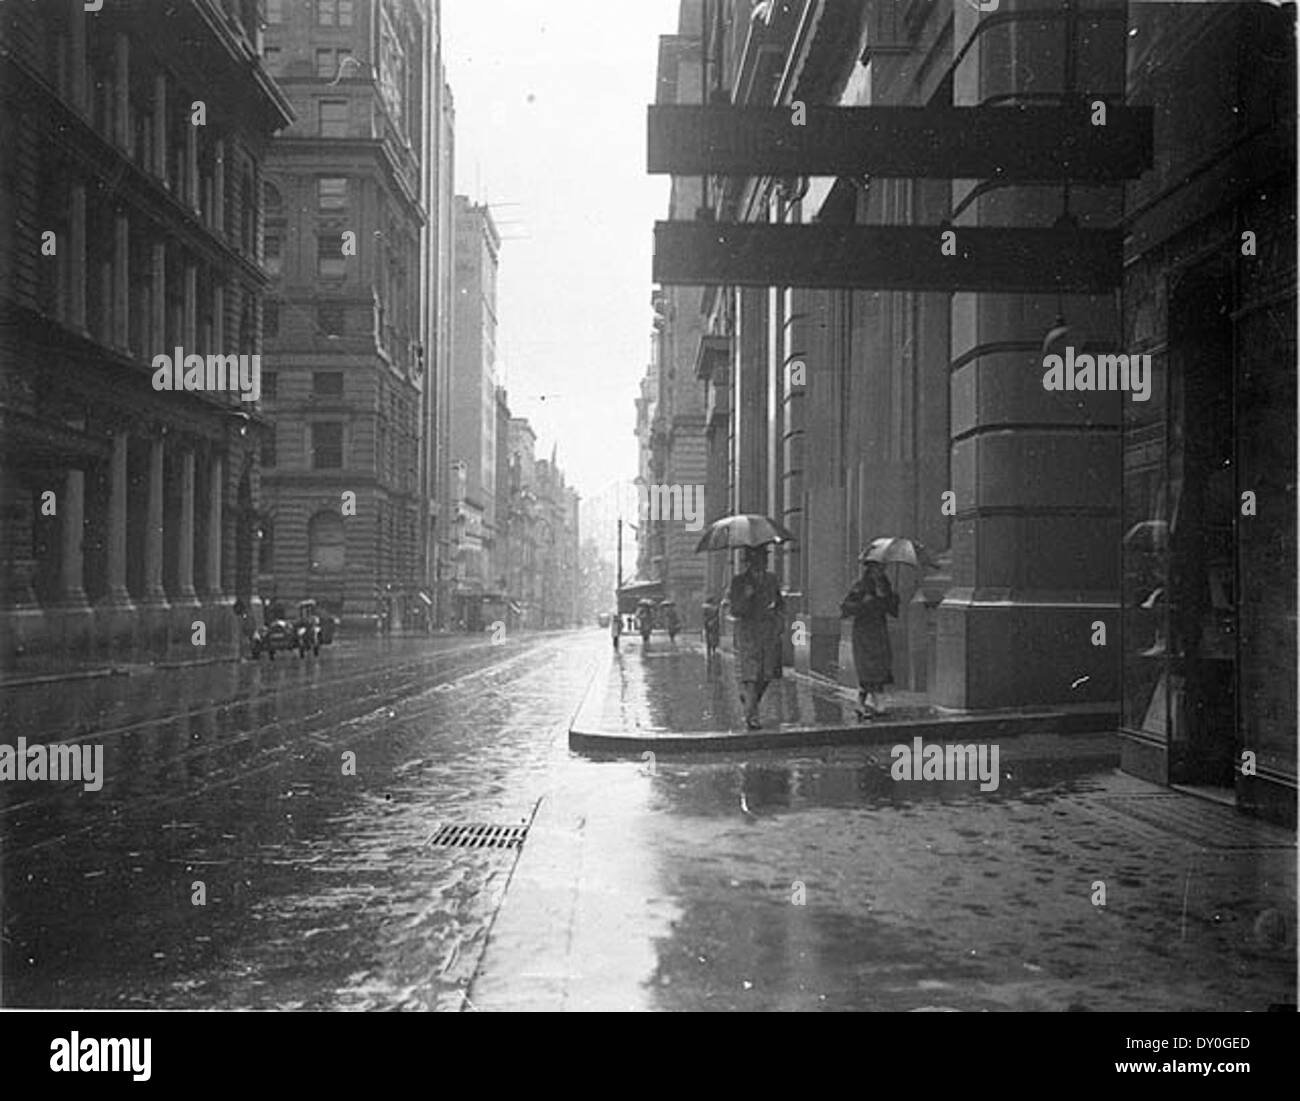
[
  {"left": 728, "top": 545, "right": 784, "bottom": 729},
  {"left": 841, "top": 554, "right": 899, "bottom": 717}
]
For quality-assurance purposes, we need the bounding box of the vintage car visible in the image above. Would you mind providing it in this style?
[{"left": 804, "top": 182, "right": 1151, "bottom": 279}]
[
  {"left": 250, "top": 615, "right": 303, "bottom": 660},
  {"left": 293, "top": 600, "right": 337, "bottom": 656}
]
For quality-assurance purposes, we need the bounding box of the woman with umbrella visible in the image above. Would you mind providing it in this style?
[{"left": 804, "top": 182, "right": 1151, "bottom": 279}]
[
  {"left": 696, "top": 514, "right": 795, "bottom": 729},
  {"left": 728, "top": 545, "right": 785, "bottom": 729},
  {"left": 841, "top": 540, "right": 912, "bottom": 718}
]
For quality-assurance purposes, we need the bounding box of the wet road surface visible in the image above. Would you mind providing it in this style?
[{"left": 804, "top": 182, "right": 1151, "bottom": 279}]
[
  {"left": 2, "top": 631, "right": 599, "bottom": 1009},
  {"left": 4, "top": 628, "right": 1294, "bottom": 1011}
]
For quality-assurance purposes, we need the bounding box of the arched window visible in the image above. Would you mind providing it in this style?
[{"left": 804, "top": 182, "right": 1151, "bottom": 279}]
[{"left": 308, "top": 511, "right": 345, "bottom": 571}]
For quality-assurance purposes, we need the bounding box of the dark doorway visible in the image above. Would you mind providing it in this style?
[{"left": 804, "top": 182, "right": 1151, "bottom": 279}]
[{"left": 1166, "top": 262, "right": 1237, "bottom": 788}]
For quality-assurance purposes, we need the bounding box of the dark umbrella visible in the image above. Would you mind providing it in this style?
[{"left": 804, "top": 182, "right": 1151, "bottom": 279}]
[{"left": 695, "top": 514, "right": 796, "bottom": 553}]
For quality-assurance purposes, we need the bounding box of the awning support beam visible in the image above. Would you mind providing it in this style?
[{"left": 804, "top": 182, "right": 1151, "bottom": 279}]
[
  {"left": 653, "top": 221, "right": 1123, "bottom": 293},
  {"left": 647, "top": 104, "right": 1154, "bottom": 182}
]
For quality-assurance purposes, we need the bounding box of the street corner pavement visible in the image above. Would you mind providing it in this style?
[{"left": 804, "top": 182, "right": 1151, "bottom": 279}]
[
  {"left": 575, "top": 635, "right": 931, "bottom": 737},
  {"left": 569, "top": 635, "right": 1110, "bottom": 754}
]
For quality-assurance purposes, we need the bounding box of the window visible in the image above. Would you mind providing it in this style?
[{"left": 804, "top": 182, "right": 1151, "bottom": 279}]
[
  {"left": 320, "top": 99, "right": 348, "bottom": 138},
  {"left": 318, "top": 177, "right": 347, "bottom": 210},
  {"left": 312, "top": 422, "right": 344, "bottom": 469},
  {"left": 316, "top": 47, "right": 352, "bottom": 79},
  {"left": 262, "top": 46, "right": 281, "bottom": 71},
  {"left": 318, "top": 303, "right": 345, "bottom": 335},
  {"left": 262, "top": 370, "right": 278, "bottom": 399},
  {"left": 264, "top": 234, "right": 282, "bottom": 276},
  {"left": 317, "top": 235, "right": 346, "bottom": 279},
  {"left": 263, "top": 181, "right": 282, "bottom": 214},
  {"left": 313, "top": 371, "right": 344, "bottom": 398},
  {"left": 316, "top": 0, "right": 353, "bottom": 27},
  {"left": 261, "top": 429, "right": 277, "bottom": 467},
  {"left": 308, "top": 511, "right": 346, "bottom": 571},
  {"left": 266, "top": 0, "right": 285, "bottom": 23},
  {"left": 264, "top": 300, "right": 279, "bottom": 338}
]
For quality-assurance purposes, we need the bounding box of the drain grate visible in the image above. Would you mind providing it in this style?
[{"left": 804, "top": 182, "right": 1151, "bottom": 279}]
[{"left": 426, "top": 823, "right": 529, "bottom": 850}]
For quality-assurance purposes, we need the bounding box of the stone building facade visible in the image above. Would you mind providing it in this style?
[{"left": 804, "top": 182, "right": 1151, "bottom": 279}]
[
  {"left": 258, "top": 0, "right": 429, "bottom": 635},
  {"left": 0, "top": 0, "right": 293, "bottom": 671},
  {"left": 661, "top": 0, "right": 1293, "bottom": 821}
]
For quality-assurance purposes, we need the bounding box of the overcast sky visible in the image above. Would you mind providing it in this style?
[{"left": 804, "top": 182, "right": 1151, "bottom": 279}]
[{"left": 443, "top": 0, "right": 680, "bottom": 504}]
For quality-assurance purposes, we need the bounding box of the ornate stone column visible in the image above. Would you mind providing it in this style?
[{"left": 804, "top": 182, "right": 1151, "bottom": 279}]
[
  {"left": 113, "top": 32, "right": 130, "bottom": 151},
  {"left": 68, "top": 0, "right": 87, "bottom": 116},
  {"left": 143, "top": 435, "right": 167, "bottom": 606},
  {"left": 104, "top": 429, "right": 133, "bottom": 606},
  {"left": 70, "top": 183, "right": 87, "bottom": 333},
  {"left": 60, "top": 469, "right": 88, "bottom": 607},
  {"left": 207, "top": 452, "right": 223, "bottom": 596},
  {"left": 175, "top": 445, "right": 198, "bottom": 604},
  {"left": 114, "top": 209, "right": 129, "bottom": 350},
  {"left": 151, "top": 241, "right": 166, "bottom": 349},
  {"left": 153, "top": 72, "right": 168, "bottom": 181}
]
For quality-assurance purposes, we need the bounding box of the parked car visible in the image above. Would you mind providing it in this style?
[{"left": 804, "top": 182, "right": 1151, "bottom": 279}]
[{"left": 250, "top": 616, "right": 302, "bottom": 660}]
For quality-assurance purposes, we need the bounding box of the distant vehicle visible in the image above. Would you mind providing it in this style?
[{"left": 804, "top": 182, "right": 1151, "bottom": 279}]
[
  {"left": 597, "top": 612, "right": 611, "bottom": 628},
  {"left": 250, "top": 616, "right": 301, "bottom": 660},
  {"left": 294, "top": 600, "right": 331, "bottom": 657},
  {"left": 250, "top": 598, "right": 335, "bottom": 660}
]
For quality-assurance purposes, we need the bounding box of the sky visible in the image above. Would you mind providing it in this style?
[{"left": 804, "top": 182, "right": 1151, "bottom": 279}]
[{"left": 443, "top": 0, "right": 681, "bottom": 506}]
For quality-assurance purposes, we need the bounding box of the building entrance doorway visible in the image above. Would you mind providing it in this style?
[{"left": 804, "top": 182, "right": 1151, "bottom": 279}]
[{"left": 1167, "top": 261, "right": 1237, "bottom": 789}]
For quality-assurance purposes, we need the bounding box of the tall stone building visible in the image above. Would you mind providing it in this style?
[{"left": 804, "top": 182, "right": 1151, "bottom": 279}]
[
  {"left": 636, "top": 6, "right": 711, "bottom": 625},
  {"left": 259, "top": 0, "right": 429, "bottom": 634},
  {"left": 654, "top": 0, "right": 1294, "bottom": 821},
  {"left": 446, "top": 195, "right": 500, "bottom": 629},
  {"left": 0, "top": 0, "right": 293, "bottom": 671},
  {"left": 425, "top": 3, "right": 456, "bottom": 630}
]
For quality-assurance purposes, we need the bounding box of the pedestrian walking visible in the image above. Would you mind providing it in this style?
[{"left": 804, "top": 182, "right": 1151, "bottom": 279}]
[
  {"left": 841, "top": 551, "right": 900, "bottom": 717},
  {"left": 610, "top": 607, "right": 623, "bottom": 651},
  {"left": 728, "top": 545, "right": 784, "bottom": 729},
  {"left": 663, "top": 601, "right": 682, "bottom": 641},
  {"left": 702, "top": 596, "right": 721, "bottom": 663}
]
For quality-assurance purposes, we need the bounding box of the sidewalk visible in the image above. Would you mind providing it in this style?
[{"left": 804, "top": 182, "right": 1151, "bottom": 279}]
[
  {"left": 466, "top": 635, "right": 1295, "bottom": 1011},
  {"left": 466, "top": 648, "right": 1295, "bottom": 1011},
  {"left": 571, "top": 637, "right": 1115, "bottom": 753}
]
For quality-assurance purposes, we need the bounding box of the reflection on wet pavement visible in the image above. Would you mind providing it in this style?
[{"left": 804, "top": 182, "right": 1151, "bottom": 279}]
[
  {"left": 588, "top": 636, "right": 941, "bottom": 734},
  {"left": 477, "top": 732, "right": 1296, "bottom": 1012},
  {"left": 2, "top": 632, "right": 602, "bottom": 1009}
]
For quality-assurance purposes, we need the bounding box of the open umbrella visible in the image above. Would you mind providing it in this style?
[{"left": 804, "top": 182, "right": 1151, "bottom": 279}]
[
  {"left": 861, "top": 536, "right": 933, "bottom": 591},
  {"left": 861, "top": 536, "right": 931, "bottom": 568},
  {"left": 695, "top": 514, "right": 796, "bottom": 553}
]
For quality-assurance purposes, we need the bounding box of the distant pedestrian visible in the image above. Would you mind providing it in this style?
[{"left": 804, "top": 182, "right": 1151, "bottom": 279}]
[
  {"left": 728, "top": 545, "right": 784, "bottom": 729},
  {"left": 702, "top": 596, "right": 721, "bottom": 663},
  {"left": 841, "top": 552, "right": 899, "bottom": 717},
  {"left": 610, "top": 608, "right": 622, "bottom": 650}
]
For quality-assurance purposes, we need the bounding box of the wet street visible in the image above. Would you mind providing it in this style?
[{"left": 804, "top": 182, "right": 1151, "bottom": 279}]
[
  {"left": 1, "top": 631, "right": 601, "bottom": 1010},
  {"left": 2, "top": 629, "right": 1294, "bottom": 1011}
]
